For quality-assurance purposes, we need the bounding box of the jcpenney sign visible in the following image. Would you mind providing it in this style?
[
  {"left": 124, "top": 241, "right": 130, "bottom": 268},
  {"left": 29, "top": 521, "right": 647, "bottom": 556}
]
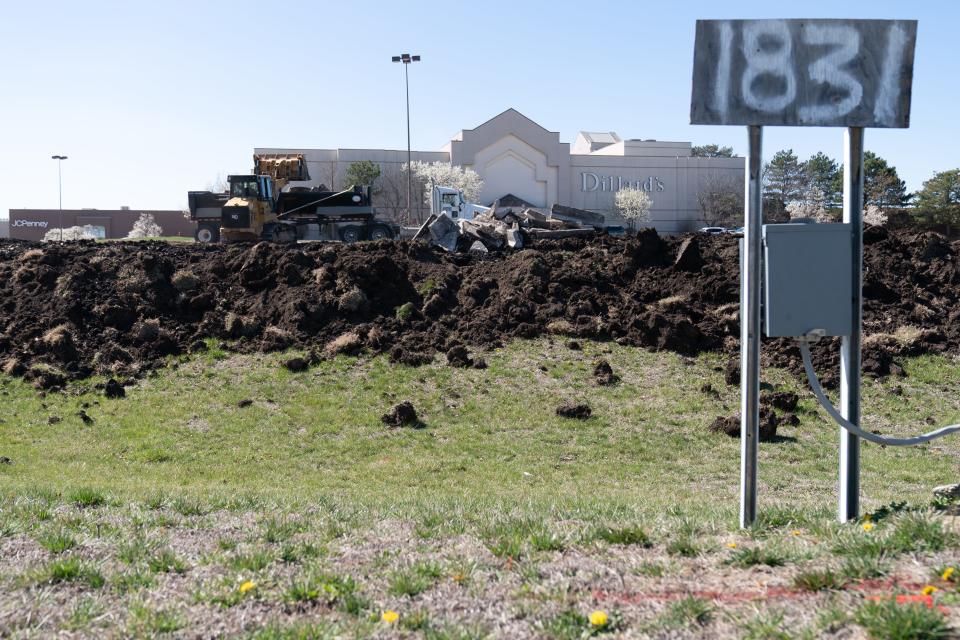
[
  {"left": 12, "top": 219, "right": 49, "bottom": 228},
  {"left": 580, "top": 172, "right": 665, "bottom": 193}
]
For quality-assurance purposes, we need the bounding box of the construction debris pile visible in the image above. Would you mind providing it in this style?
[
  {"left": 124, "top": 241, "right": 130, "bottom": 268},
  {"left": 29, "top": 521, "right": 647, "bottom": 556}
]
[
  {"left": 413, "top": 201, "right": 609, "bottom": 253},
  {"left": 0, "top": 226, "right": 957, "bottom": 392}
]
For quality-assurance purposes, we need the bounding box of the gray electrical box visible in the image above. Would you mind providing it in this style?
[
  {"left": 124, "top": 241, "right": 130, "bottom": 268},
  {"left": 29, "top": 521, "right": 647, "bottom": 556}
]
[{"left": 762, "top": 223, "right": 853, "bottom": 337}]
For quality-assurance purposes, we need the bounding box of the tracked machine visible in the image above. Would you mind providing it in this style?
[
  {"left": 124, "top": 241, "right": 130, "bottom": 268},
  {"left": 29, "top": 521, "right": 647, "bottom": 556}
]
[{"left": 188, "top": 154, "right": 398, "bottom": 243}]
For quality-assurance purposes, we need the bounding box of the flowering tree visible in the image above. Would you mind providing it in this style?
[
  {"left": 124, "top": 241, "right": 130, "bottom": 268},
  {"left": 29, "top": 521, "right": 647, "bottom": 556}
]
[
  {"left": 406, "top": 162, "right": 484, "bottom": 204},
  {"left": 126, "top": 213, "right": 164, "bottom": 239},
  {"left": 614, "top": 187, "right": 652, "bottom": 230},
  {"left": 786, "top": 187, "right": 833, "bottom": 223},
  {"left": 43, "top": 226, "right": 98, "bottom": 241},
  {"left": 863, "top": 204, "right": 888, "bottom": 226}
]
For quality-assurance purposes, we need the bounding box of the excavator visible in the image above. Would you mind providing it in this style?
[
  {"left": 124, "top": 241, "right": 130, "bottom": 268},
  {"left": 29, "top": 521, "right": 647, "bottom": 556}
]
[{"left": 188, "top": 154, "right": 397, "bottom": 243}]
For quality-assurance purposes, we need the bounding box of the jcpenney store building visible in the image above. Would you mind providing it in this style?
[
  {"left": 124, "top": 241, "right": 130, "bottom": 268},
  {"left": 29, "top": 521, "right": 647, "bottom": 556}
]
[
  {"left": 258, "top": 109, "right": 744, "bottom": 232},
  {"left": 7, "top": 208, "right": 194, "bottom": 241}
]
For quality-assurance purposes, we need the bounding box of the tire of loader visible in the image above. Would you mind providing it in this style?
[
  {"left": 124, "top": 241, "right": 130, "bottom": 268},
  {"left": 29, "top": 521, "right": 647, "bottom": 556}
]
[
  {"left": 195, "top": 225, "right": 218, "bottom": 244},
  {"left": 339, "top": 225, "right": 364, "bottom": 244},
  {"left": 368, "top": 224, "right": 393, "bottom": 241}
]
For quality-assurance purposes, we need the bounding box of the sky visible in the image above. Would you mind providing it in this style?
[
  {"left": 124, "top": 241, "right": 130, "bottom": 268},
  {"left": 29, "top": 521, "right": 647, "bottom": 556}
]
[{"left": 1, "top": 0, "right": 957, "bottom": 219}]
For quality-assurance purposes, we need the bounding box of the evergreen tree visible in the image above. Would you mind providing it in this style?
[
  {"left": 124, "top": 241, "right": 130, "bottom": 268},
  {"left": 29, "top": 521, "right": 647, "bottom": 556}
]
[
  {"left": 832, "top": 152, "right": 910, "bottom": 209},
  {"left": 344, "top": 160, "right": 382, "bottom": 189},
  {"left": 763, "top": 149, "right": 807, "bottom": 217},
  {"left": 804, "top": 152, "right": 840, "bottom": 209},
  {"left": 915, "top": 168, "right": 960, "bottom": 236},
  {"left": 692, "top": 144, "right": 734, "bottom": 158}
]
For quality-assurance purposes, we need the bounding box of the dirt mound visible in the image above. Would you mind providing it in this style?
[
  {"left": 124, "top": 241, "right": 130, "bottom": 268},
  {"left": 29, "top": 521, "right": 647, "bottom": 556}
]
[
  {"left": 382, "top": 401, "right": 420, "bottom": 428},
  {"left": 0, "top": 228, "right": 957, "bottom": 390},
  {"left": 593, "top": 360, "right": 619, "bottom": 386},
  {"left": 556, "top": 403, "right": 592, "bottom": 419}
]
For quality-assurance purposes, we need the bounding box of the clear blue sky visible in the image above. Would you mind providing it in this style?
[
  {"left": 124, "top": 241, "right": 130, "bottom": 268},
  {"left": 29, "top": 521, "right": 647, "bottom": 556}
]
[{"left": 2, "top": 0, "right": 957, "bottom": 218}]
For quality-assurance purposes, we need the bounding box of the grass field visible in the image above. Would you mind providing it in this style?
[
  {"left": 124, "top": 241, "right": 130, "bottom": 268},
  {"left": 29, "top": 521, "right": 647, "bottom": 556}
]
[{"left": 1, "top": 338, "right": 958, "bottom": 638}]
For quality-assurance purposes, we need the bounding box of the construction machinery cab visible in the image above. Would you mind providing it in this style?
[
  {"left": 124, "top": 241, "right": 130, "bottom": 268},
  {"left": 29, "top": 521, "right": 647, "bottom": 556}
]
[{"left": 228, "top": 175, "right": 274, "bottom": 204}]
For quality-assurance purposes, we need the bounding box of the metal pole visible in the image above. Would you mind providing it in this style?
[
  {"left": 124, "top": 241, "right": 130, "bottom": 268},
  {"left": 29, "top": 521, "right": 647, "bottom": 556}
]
[
  {"left": 404, "top": 62, "right": 412, "bottom": 223},
  {"left": 740, "top": 124, "right": 763, "bottom": 528},
  {"left": 57, "top": 158, "right": 63, "bottom": 243},
  {"left": 839, "top": 127, "right": 864, "bottom": 523}
]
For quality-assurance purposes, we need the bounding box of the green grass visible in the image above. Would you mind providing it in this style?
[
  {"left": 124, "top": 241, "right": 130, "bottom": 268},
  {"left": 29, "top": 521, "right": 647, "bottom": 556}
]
[
  {"left": 38, "top": 556, "right": 105, "bottom": 588},
  {"left": 147, "top": 549, "right": 187, "bottom": 574},
  {"left": 37, "top": 528, "right": 78, "bottom": 554},
  {"left": 657, "top": 596, "right": 713, "bottom": 629},
  {"left": 0, "top": 340, "right": 957, "bottom": 527},
  {"left": 590, "top": 525, "right": 651, "bottom": 547},
  {"left": 855, "top": 599, "right": 951, "bottom": 640},
  {"left": 0, "top": 339, "right": 959, "bottom": 636},
  {"left": 727, "top": 544, "right": 791, "bottom": 568},
  {"left": 388, "top": 561, "right": 443, "bottom": 597}
]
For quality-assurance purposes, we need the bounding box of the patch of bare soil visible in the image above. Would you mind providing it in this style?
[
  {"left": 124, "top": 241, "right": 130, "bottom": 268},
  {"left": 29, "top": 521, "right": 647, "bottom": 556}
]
[{"left": 0, "top": 227, "right": 956, "bottom": 390}]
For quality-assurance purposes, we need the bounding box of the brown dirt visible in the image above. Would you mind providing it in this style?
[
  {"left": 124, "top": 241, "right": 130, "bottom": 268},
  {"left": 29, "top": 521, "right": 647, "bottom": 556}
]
[
  {"left": 556, "top": 403, "right": 592, "bottom": 419},
  {"left": 381, "top": 401, "right": 420, "bottom": 428},
  {"left": 0, "top": 227, "right": 957, "bottom": 390}
]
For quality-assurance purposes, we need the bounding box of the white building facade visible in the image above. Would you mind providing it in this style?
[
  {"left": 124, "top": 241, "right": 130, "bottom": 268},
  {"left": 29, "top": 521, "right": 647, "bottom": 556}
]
[{"left": 257, "top": 109, "right": 743, "bottom": 232}]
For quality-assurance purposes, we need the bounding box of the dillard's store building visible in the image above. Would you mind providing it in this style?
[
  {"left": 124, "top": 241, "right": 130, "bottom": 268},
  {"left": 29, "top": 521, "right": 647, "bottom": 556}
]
[
  {"left": 6, "top": 208, "right": 195, "bottom": 241},
  {"left": 258, "top": 109, "right": 745, "bottom": 232}
]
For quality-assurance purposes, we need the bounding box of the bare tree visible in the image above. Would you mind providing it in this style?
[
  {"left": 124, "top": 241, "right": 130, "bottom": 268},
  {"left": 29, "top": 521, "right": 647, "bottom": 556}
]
[{"left": 697, "top": 174, "right": 744, "bottom": 227}]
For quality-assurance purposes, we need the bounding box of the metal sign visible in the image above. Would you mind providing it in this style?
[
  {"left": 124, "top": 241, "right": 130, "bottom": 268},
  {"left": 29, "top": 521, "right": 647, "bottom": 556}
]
[
  {"left": 691, "top": 19, "right": 917, "bottom": 128},
  {"left": 689, "top": 18, "right": 918, "bottom": 528}
]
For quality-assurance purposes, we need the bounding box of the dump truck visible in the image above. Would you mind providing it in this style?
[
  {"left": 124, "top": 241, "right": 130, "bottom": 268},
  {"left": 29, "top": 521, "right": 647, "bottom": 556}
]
[
  {"left": 187, "top": 154, "right": 398, "bottom": 243},
  {"left": 429, "top": 185, "right": 490, "bottom": 221}
]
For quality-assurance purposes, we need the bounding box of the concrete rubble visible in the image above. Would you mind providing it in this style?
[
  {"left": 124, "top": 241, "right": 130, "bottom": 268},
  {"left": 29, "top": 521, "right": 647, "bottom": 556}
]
[{"left": 417, "top": 203, "right": 611, "bottom": 252}]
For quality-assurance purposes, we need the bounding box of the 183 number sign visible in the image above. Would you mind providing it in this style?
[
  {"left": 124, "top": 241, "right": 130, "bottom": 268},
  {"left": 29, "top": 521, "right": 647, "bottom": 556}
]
[{"left": 691, "top": 19, "right": 917, "bottom": 128}]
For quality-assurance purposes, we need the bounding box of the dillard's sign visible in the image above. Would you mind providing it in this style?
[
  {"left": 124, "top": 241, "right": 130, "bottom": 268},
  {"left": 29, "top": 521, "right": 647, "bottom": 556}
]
[
  {"left": 580, "top": 172, "right": 665, "bottom": 193},
  {"left": 12, "top": 219, "right": 49, "bottom": 228}
]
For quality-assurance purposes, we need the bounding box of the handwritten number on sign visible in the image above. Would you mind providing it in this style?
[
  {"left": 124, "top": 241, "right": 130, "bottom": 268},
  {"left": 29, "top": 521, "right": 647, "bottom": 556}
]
[
  {"left": 798, "top": 25, "right": 862, "bottom": 121},
  {"left": 740, "top": 21, "right": 797, "bottom": 113},
  {"left": 711, "top": 20, "right": 908, "bottom": 124}
]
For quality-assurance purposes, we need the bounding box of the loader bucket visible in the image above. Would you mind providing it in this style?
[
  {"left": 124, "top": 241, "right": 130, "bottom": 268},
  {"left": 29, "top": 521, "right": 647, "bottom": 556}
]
[{"left": 253, "top": 154, "right": 310, "bottom": 182}]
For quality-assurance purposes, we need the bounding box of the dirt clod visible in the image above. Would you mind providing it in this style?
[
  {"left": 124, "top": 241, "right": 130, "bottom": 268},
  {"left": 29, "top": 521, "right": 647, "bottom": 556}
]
[
  {"left": 77, "top": 410, "right": 93, "bottom": 425},
  {"left": 556, "top": 403, "right": 592, "bottom": 419},
  {"left": 593, "top": 360, "right": 619, "bottom": 386},
  {"left": 381, "top": 401, "right": 419, "bottom": 428},
  {"left": 283, "top": 357, "right": 309, "bottom": 373},
  {"left": 103, "top": 378, "right": 125, "bottom": 398},
  {"left": 709, "top": 407, "right": 778, "bottom": 442}
]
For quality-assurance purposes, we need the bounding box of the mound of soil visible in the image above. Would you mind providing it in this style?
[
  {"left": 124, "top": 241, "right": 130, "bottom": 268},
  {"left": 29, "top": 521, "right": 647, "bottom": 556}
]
[
  {"left": 0, "top": 227, "right": 957, "bottom": 390},
  {"left": 382, "top": 401, "right": 420, "bottom": 428},
  {"left": 593, "top": 360, "right": 619, "bottom": 386},
  {"left": 556, "top": 403, "right": 592, "bottom": 420}
]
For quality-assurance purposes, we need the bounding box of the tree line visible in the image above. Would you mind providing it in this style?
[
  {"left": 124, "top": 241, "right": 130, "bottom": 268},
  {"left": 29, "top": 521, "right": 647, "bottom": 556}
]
[{"left": 694, "top": 145, "right": 960, "bottom": 236}]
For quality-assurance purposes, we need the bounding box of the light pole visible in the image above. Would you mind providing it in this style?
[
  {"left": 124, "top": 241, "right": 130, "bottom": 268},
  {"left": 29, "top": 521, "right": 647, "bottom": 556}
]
[
  {"left": 391, "top": 53, "right": 420, "bottom": 222},
  {"left": 51, "top": 155, "right": 68, "bottom": 242}
]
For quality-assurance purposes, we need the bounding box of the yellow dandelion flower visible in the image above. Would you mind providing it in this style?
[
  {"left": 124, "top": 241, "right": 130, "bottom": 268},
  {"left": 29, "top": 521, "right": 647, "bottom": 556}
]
[
  {"left": 726, "top": 542, "right": 738, "bottom": 548},
  {"left": 589, "top": 610, "right": 608, "bottom": 627},
  {"left": 791, "top": 530, "right": 801, "bottom": 536},
  {"left": 239, "top": 580, "right": 256, "bottom": 594},
  {"left": 942, "top": 567, "right": 955, "bottom": 582},
  {"left": 861, "top": 522, "right": 874, "bottom": 532},
  {"left": 922, "top": 585, "right": 938, "bottom": 596},
  {"left": 382, "top": 610, "right": 399, "bottom": 623}
]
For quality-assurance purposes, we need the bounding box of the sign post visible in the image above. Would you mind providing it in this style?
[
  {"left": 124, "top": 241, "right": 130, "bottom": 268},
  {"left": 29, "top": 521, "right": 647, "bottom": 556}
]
[
  {"left": 740, "top": 125, "right": 763, "bottom": 528},
  {"left": 691, "top": 19, "right": 917, "bottom": 526},
  {"left": 840, "top": 127, "right": 865, "bottom": 522}
]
